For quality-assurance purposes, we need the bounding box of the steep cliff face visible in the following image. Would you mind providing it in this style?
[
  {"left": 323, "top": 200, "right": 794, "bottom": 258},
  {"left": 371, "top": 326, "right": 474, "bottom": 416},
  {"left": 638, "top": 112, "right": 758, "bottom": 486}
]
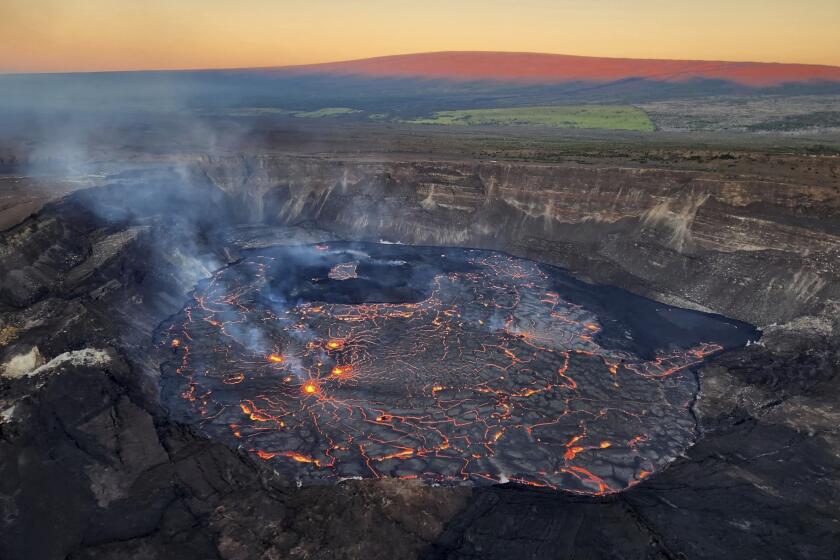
[{"left": 197, "top": 155, "right": 840, "bottom": 329}]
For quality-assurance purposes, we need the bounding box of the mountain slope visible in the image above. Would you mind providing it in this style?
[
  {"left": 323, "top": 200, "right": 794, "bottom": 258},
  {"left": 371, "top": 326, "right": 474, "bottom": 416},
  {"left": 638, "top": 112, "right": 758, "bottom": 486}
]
[{"left": 277, "top": 51, "right": 840, "bottom": 87}]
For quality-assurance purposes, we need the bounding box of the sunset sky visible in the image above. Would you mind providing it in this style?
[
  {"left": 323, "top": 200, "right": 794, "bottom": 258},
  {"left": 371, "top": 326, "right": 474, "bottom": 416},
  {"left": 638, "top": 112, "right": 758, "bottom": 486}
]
[{"left": 2, "top": 0, "right": 839, "bottom": 73}]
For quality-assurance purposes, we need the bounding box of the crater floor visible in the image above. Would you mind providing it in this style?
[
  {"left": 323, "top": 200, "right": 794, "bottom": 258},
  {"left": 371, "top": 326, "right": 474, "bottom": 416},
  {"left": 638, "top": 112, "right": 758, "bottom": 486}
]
[{"left": 159, "top": 243, "right": 753, "bottom": 493}]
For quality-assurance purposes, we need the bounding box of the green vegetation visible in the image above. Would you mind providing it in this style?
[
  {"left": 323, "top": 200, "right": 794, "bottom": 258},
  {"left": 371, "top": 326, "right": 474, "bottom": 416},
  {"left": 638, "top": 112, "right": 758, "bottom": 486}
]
[
  {"left": 293, "top": 107, "right": 361, "bottom": 118},
  {"left": 403, "top": 105, "right": 655, "bottom": 131}
]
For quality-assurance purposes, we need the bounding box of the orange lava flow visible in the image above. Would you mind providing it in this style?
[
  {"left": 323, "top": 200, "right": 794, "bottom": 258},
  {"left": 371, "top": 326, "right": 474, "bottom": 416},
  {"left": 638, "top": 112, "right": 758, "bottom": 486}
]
[
  {"left": 330, "top": 364, "right": 353, "bottom": 377},
  {"left": 325, "top": 339, "right": 345, "bottom": 350}
]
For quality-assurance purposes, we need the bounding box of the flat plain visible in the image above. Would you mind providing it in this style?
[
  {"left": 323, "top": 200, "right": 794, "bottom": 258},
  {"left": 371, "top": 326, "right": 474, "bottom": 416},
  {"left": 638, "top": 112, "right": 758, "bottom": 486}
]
[{"left": 404, "top": 105, "right": 655, "bottom": 131}]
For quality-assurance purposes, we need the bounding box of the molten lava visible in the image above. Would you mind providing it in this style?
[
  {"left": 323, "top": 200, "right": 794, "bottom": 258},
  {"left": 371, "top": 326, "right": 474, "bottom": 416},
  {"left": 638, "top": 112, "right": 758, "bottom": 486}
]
[
  {"left": 330, "top": 365, "right": 352, "bottom": 377},
  {"left": 325, "top": 339, "right": 345, "bottom": 350}
]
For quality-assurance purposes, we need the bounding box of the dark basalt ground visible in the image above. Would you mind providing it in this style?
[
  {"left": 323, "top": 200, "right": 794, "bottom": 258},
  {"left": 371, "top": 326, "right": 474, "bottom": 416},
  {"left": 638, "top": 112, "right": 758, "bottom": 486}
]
[{"left": 0, "top": 162, "right": 838, "bottom": 560}]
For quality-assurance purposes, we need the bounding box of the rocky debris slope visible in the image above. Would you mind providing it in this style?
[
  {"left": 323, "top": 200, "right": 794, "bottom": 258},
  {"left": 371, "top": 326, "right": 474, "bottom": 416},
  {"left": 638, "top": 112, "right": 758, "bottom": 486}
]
[{"left": 1, "top": 157, "right": 839, "bottom": 559}]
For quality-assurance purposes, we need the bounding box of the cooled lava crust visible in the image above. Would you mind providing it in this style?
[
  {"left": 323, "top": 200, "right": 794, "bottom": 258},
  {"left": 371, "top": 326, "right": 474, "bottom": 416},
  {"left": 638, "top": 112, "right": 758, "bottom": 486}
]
[{"left": 159, "top": 243, "right": 754, "bottom": 493}]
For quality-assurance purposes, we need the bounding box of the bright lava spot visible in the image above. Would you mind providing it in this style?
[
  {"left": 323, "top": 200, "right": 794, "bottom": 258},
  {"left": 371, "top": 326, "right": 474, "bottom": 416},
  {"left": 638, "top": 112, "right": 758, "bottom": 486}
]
[
  {"left": 267, "top": 354, "right": 285, "bottom": 363},
  {"left": 330, "top": 365, "right": 352, "bottom": 376}
]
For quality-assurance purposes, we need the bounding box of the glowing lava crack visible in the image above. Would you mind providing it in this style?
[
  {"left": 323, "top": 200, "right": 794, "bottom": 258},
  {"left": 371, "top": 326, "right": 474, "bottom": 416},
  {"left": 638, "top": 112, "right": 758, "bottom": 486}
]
[{"left": 159, "top": 243, "right": 746, "bottom": 494}]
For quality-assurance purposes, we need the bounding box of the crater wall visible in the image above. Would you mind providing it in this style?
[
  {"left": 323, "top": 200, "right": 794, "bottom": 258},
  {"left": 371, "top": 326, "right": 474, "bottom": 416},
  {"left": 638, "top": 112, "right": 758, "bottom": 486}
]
[{"left": 196, "top": 155, "right": 840, "bottom": 330}]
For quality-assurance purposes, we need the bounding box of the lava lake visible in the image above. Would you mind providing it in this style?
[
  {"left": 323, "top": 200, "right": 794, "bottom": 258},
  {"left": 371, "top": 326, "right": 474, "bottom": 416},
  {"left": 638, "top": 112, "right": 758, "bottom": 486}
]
[{"left": 159, "top": 242, "right": 757, "bottom": 493}]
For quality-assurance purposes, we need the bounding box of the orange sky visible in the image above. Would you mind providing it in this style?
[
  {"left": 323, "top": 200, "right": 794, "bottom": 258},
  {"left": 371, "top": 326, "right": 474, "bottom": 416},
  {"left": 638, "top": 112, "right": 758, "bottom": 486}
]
[{"left": 1, "top": 0, "right": 839, "bottom": 73}]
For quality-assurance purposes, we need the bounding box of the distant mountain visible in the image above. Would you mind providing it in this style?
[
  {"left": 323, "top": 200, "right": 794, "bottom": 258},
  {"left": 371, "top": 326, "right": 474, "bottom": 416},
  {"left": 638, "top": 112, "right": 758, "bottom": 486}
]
[
  {"left": 3, "top": 52, "right": 840, "bottom": 119},
  {"left": 274, "top": 51, "right": 840, "bottom": 87}
]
